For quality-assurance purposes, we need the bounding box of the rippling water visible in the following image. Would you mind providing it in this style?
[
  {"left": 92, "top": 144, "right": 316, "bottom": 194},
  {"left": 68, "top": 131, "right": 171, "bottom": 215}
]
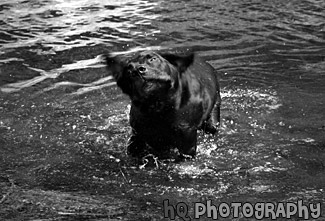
[{"left": 0, "top": 0, "right": 324, "bottom": 219}]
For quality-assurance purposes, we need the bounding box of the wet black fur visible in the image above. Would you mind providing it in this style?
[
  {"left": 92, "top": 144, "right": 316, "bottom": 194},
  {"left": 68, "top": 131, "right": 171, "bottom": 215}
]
[{"left": 106, "top": 51, "right": 221, "bottom": 158}]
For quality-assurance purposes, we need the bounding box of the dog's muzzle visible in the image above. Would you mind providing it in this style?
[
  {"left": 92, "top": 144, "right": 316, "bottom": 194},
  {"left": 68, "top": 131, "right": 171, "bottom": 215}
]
[{"left": 127, "top": 63, "right": 147, "bottom": 80}]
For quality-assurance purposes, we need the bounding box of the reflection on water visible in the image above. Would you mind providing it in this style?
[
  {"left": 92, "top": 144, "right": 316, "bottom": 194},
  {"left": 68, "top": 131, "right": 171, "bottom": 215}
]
[
  {"left": 1, "top": 0, "right": 160, "bottom": 51},
  {"left": 0, "top": 0, "right": 324, "bottom": 219},
  {"left": 0, "top": 55, "right": 107, "bottom": 93},
  {"left": 1, "top": 0, "right": 162, "bottom": 93}
]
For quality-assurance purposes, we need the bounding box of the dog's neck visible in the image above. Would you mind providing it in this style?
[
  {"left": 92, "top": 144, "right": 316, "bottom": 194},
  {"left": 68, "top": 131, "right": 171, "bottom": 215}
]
[{"left": 131, "top": 92, "right": 177, "bottom": 116}]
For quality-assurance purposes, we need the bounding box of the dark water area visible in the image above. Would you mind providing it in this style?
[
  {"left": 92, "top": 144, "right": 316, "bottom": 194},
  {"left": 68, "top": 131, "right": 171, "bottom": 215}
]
[{"left": 0, "top": 0, "right": 325, "bottom": 220}]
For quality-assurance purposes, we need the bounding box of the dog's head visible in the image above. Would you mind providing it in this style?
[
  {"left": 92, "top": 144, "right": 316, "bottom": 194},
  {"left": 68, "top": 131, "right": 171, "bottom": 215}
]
[{"left": 106, "top": 51, "right": 194, "bottom": 105}]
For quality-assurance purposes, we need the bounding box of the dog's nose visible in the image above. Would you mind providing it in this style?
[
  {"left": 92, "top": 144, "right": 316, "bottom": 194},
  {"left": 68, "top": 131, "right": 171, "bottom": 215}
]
[
  {"left": 138, "top": 66, "right": 146, "bottom": 74},
  {"left": 127, "top": 63, "right": 146, "bottom": 75}
]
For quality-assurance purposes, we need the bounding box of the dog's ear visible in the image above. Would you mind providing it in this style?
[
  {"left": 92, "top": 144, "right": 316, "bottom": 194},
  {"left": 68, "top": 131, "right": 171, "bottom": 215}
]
[
  {"left": 105, "top": 54, "right": 123, "bottom": 80},
  {"left": 159, "top": 53, "right": 194, "bottom": 74},
  {"left": 105, "top": 54, "right": 132, "bottom": 95}
]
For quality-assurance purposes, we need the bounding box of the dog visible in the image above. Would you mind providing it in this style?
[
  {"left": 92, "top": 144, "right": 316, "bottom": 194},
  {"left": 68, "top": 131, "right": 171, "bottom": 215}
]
[{"left": 106, "top": 50, "right": 221, "bottom": 157}]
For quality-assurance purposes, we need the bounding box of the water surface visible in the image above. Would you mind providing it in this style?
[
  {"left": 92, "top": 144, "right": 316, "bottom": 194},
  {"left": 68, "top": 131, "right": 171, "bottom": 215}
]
[{"left": 0, "top": 0, "right": 324, "bottom": 220}]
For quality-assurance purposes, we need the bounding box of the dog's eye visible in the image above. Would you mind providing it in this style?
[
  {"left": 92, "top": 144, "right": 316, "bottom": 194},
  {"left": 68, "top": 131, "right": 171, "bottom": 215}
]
[{"left": 149, "top": 57, "right": 157, "bottom": 62}]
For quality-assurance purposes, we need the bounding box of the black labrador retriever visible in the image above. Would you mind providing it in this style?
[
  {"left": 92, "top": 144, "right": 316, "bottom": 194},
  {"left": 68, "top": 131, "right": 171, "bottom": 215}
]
[{"left": 106, "top": 51, "right": 221, "bottom": 157}]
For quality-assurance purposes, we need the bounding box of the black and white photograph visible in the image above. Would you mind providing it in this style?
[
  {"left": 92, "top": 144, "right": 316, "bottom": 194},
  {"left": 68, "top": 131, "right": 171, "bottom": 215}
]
[{"left": 0, "top": 0, "right": 324, "bottom": 220}]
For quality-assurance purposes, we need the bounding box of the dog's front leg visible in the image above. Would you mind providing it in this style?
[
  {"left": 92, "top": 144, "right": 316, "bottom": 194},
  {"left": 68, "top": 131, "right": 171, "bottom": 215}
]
[
  {"left": 176, "top": 128, "right": 197, "bottom": 157},
  {"left": 127, "top": 129, "right": 147, "bottom": 157}
]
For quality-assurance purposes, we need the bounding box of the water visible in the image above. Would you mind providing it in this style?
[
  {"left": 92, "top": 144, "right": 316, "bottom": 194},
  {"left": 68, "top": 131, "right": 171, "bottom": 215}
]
[{"left": 0, "top": 0, "right": 324, "bottom": 220}]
